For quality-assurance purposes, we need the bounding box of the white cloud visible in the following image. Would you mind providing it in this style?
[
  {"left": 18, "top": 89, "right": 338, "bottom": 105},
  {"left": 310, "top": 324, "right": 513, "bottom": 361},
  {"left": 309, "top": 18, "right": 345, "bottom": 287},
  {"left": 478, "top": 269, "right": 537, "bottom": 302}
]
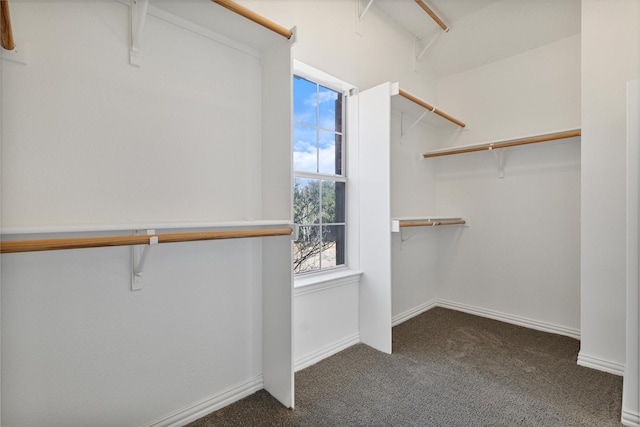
[{"left": 294, "top": 146, "right": 337, "bottom": 174}]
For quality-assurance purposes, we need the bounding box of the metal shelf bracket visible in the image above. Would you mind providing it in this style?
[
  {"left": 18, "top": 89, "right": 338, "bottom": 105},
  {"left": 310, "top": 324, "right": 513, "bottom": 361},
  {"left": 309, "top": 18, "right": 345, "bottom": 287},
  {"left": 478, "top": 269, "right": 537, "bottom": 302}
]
[
  {"left": 401, "top": 111, "right": 429, "bottom": 142},
  {"left": 130, "top": 0, "right": 149, "bottom": 67},
  {"left": 131, "top": 229, "right": 158, "bottom": 291},
  {"left": 491, "top": 147, "right": 506, "bottom": 178}
]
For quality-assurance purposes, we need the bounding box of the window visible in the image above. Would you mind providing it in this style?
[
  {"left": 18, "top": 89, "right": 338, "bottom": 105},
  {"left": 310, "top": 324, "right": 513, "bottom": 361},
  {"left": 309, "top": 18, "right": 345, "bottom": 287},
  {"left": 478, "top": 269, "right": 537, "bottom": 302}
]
[{"left": 293, "top": 75, "right": 346, "bottom": 274}]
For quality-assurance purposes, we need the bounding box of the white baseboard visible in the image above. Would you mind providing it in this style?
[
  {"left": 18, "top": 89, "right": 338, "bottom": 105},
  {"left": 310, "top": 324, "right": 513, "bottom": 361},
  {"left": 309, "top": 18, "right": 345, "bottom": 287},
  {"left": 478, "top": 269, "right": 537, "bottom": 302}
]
[
  {"left": 577, "top": 352, "right": 625, "bottom": 376},
  {"left": 145, "top": 376, "right": 264, "bottom": 427},
  {"left": 622, "top": 409, "right": 640, "bottom": 427},
  {"left": 392, "top": 300, "right": 438, "bottom": 326},
  {"left": 434, "top": 299, "right": 581, "bottom": 340},
  {"left": 295, "top": 333, "right": 360, "bottom": 372}
]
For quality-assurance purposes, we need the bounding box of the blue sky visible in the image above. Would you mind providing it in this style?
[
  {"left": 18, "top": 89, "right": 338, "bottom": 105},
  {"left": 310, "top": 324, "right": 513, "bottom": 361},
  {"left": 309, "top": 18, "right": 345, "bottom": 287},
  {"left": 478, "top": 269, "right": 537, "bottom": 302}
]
[{"left": 293, "top": 76, "right": 341, "bottom": 174}]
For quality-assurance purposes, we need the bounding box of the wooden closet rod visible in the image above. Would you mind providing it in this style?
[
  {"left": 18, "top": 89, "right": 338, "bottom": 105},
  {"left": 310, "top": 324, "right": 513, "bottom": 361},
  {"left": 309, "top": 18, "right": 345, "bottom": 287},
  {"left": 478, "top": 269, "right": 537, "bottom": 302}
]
[
  {"left": 399, "top": 89, "right": 465, "bottom": 128},
  {"left": 423, "top": 130, "right": 582, "bottom": 159},
  {"left": 400, "top": 219, "right": 466, "bottom": 227},
  {"left": 212, "top": 0, "right": 293, "bottom": 40},
  {"left": 414, "top": 0, "right": 448, "bottom": 32},
  {"left": 1, "top": 227, "right": 293, "bottom": 254},
  {"left": 1, "top": 0, "right": 15, "bottom": 51}
]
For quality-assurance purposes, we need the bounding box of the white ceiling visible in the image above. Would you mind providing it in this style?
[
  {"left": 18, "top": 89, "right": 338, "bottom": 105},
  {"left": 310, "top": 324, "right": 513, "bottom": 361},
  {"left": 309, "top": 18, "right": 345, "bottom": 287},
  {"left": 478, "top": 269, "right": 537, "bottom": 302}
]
[{"left": 374, "top": 0, "right": 581, "bottom": 78}]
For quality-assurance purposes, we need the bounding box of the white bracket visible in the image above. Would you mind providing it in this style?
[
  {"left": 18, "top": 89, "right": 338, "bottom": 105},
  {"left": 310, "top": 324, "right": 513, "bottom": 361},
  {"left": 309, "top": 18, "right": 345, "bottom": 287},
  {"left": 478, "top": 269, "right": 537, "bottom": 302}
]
[
  {"left": 358, "top": 0, "right": 374, "bottom": 20},
  {"left": 1, "top": 41, "right": 29, "bottom": 65},
  {"left": 292, "top": 224, "right": 300, "bottom": 241},
  {"left": 354, "top": 0, "right": 374, "bottom": 36},
  {"left": 131, "top": 229, "right": 158, "bottom": 291},
  {"left": 401, "top": 111, "right": 429, "bottom": 142},
  {"left": 491, "top": 147, "right": 505, "bottom": 178},
  {"left": 130, "top": 0, "right": 149, "bottom": 67},
  {"left": 415, "top": 31, "right": 441, "bottom": 62}
]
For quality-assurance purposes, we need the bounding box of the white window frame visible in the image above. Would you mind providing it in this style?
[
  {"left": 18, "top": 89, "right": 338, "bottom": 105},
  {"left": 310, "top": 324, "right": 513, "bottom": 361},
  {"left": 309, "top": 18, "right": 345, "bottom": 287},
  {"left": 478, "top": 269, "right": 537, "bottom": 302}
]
[{"left": 293, "top": 61, "right": 361, "bottom": 287}]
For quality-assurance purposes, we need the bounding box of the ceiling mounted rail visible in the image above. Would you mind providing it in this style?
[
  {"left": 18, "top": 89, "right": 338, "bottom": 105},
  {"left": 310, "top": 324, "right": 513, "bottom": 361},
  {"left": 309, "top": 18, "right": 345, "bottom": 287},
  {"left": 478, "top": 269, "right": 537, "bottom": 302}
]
[
  {"left": 1, "top": 227, "right": 294, "bottom": 254},
  {"left": 414, "top": 0, "right": 448, "bottom": 32},
  {"left": 398, "top": 89, "right": 466, "bottom": 128},
  {"left": 423, "top": 129, "right": 581, "bottom": 159},
  {"left": 212, "top": 0, "right": 293, "bottom": 40},
  {"left": 1, "top": 0, "right": 15, "bottom": 50}
]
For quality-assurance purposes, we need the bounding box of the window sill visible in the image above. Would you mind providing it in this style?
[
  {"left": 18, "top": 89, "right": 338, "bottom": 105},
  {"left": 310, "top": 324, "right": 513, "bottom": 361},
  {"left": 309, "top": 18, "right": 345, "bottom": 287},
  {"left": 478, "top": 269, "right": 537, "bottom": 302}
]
[{"left": 294, "top": 269, "right": 363, "bottom": 296}]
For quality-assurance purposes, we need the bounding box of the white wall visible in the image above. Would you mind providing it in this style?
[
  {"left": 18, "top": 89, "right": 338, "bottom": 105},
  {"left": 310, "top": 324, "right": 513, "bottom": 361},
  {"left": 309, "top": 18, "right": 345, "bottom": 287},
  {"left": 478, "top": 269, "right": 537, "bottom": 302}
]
[
  {"left": 432, "top": 35, "right": 582, "bottom": 336},
  {"left": 240, "top": 0, "right": 435, "bottom": 97},
  {"left": 433, "top": 35, "right": 581, "bottom": 149},
  {"left": 1, "top": 4, "right": 266, "bottom": 227},
  {"left": 294, "top": 278, "right": 360, "bottom": 371},
  {"left": 390, "top": 109, "right": 439, "bottom": 322},
  {"left": 1, "top": 2, "right": 292, "bottom": 425},
  {"left": 580, "top": 0, "right": 640, "bottom": 376}
]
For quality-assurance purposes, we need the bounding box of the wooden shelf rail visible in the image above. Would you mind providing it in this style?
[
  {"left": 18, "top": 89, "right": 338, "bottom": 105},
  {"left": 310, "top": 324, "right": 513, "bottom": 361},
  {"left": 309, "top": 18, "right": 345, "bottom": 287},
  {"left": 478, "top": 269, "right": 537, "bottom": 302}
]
[
  {"left": 423, "top": 129, "right": 582, "bottom": 159},
  {"left": 398, "top": 89, "right": 466, "bottom": 128},
  {"left": 1, "top": 227, "right": 293, "bottom": 254},
  {"left": 1, "top": 0, "right": 15, "bottom": 51},
  {"left": 400, "top": 219, "right": 466, "bottom": 227},
  {"left": 391, "top": 217, "right": 467, "bottom": 232},
  {"left": 212, "top": 0, "right": 293, "bottom": 40},
  {"left": 414, "top": 0, "right": 449, "bottom": 32}
]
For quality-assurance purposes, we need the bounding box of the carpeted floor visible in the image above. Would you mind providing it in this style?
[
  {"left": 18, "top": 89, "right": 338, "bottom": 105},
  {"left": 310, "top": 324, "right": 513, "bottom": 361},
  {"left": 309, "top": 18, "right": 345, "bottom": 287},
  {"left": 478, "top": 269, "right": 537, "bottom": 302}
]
[{"left": 188, "top": 307, "right": 623, "bottom": 426}]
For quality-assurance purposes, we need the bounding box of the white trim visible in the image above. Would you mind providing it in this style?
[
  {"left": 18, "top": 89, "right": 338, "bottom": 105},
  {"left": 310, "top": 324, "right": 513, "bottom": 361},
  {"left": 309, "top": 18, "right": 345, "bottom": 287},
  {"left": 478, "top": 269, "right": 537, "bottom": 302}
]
[
  {"left": 392, "top": 299, "right": 438, "bottom": 326},
  {"left": 293, "top": 60, "right": 356, "bottom": 94},
  {"left": 294, "top": 270, "right": 362, "bottom": 296},
  {"left": 1, "top": 220, "right": 291, "bottom": 236},
  {"left": 145, "top": 376, "right": 263, "bottom": 427},
  {"left": 622, "top": 409, "right": 640, "bottom": 427},
  {"left": 577, "top": 352, "right": 625, "bottom": 376},
  {"left": 294, "top": 171, "right": 347, "bottom": 182},
  {"left": 435, "top": 299, "right": 581, "bottom": 340},
  {"left": 294, "top": 333, "right": 360, "bottom": 372}
]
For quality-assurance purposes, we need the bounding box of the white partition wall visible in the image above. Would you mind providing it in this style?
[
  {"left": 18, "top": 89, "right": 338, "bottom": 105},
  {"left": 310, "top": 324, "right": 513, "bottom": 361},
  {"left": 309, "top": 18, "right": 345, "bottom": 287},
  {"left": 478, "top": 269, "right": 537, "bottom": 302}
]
[
  {"left": 358, "top": 82, "right": 394, "bottom": 354},
  {"left": 358, "top": 82, "right": 462, "bottom": 352},
  {"left": 624, "top": 79, "right": 640, "bottom": 427},
  {"left": 1, "top": 2, "right": 294, "bottom": 425}
]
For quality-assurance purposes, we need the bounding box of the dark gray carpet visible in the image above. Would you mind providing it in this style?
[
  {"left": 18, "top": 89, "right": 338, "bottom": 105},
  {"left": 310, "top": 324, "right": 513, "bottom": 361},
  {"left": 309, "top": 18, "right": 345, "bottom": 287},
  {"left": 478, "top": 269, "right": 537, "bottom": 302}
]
[{"left": 188, "top": 307, "right": 623, "bottom": 426}]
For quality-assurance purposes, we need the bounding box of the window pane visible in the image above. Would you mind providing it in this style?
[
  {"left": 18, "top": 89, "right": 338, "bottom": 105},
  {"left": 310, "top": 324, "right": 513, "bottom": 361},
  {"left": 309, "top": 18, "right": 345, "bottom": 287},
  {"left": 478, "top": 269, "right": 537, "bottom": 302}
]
[
  {"left": 294, "top": 225, "right": 321, "bottom": 273},
  {"left": 321, "top": 225, "right": 346, "bottom": 268},
  {"left": 293, "top": 76, "right": 317, "bottom": 126},
  {"left": 318, "top": 85, "right": 341, "bottom": 132},
  {"left": 294, "top": 178, "right": 320, "bottom": 225},
  {"left": 318, "top": 131, "right": 342, "bottom": 175},
  {"left": 293, "top": 124, "right": 317, "bottom": 173},
  {"left": 322, "top": 181, "right": 345, "bottom": 224}
]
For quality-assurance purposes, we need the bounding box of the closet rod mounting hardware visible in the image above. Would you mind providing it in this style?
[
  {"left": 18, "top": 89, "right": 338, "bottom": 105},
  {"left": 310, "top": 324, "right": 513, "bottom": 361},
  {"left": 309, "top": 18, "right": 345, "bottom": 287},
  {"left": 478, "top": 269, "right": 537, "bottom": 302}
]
[
  {"left": 401, "top": 110, "right": 429, "bottom": 141},
  {"left": 414, "top": 31, "right": 442, "bottom": 63},
  {"left": 492, "top": 148, "right": 505, "bottom": 178},
  {"left": 130, "top": 0, "right": 149, "bottom": 67},
  {"left": 423, "top": 129, "right": 581, "bottom": 159},
  {"left": 132, "top": 229, "right": 158, "bottom": 291},
  {"left": 398, "top": 89, "right": 466, "bottom": 128},
  {"left": 358, "top": 0, "right": 375, "bottom": 20},
  {"left": 391, "top": 217, "right": 468, "bottom": 233},
  {"left": 0, "top": 226, "right": 294, "bottom": 253},
  {"left": 2, "top": 225, "right": 294, "bottom": 290}
]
